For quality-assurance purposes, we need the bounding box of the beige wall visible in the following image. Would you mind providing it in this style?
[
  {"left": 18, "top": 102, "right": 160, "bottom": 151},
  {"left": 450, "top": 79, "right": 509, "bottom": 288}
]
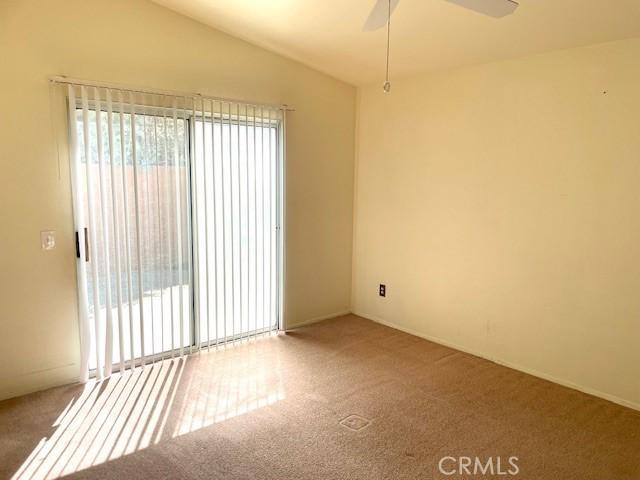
[
  {"left": 0, "top": 0, "right": 355, "bottom": 400},
  {"left": 353, "top": 38, "right": 640, "bottom": 410}
]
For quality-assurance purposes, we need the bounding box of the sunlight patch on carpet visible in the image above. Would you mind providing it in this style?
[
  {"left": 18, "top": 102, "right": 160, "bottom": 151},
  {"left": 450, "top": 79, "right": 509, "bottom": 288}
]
[{"left": 12, "top": 344, "right": 285, "bottom": 480}]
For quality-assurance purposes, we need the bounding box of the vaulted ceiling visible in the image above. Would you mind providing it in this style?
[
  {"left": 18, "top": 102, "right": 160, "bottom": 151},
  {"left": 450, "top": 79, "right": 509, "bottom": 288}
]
[{"left": 151, "top": 0, "right": 640, "bottom": 85}]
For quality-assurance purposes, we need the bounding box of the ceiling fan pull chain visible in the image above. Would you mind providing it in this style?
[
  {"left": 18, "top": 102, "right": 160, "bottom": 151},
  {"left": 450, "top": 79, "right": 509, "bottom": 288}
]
[{"left": 383, "top": 0, "right": 391, "bottom": 93}]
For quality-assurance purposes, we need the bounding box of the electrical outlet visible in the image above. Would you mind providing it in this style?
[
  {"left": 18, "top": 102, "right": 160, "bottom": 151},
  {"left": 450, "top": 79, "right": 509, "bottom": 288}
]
[{"left": 379, "top": 284, "right": 386, "bottom": 297}]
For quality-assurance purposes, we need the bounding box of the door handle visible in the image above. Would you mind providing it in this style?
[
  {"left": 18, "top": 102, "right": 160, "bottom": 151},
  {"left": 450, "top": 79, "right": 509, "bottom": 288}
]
[{"left": 75, "top": 228, "right": 89, "bottom": 262}]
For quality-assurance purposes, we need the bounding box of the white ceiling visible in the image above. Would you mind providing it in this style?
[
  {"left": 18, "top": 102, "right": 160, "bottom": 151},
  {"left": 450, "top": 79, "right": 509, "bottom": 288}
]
[{"left": 151, "top": 0, "right": 640, "bottom": 86}]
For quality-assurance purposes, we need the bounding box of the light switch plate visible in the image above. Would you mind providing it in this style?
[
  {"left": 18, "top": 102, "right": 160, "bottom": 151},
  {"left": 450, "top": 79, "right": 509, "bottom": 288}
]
[{"left": 41, "top": 230, "right": 56, "bottom": 251}]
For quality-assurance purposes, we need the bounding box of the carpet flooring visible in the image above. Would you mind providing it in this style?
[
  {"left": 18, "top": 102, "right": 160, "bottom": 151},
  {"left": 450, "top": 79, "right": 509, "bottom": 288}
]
[{"left": 1, "top": 314, "right": 639, "bottom": 479}]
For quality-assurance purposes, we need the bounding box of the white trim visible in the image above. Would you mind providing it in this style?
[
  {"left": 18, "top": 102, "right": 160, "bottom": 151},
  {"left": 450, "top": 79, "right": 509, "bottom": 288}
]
[
  {"left": 286, "top": 310, "right": 351, "bottom": 330},
  {"left": 354, "top": 310, "right": 640, "bottom": 413},
  {"left": 0, "top": 363, "right": 79, "bottom": 402},
  {"left": 67, "top": 85, "right": 90, "bottom": 383},
  {"left": 277, "top": 111, "right": 286, "bottom": 331}
]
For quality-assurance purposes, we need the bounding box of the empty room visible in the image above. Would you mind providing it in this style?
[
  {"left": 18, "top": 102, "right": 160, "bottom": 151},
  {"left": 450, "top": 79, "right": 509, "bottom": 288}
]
[{"left": 1, "top": 0, "right": 639, "bottom": 478}]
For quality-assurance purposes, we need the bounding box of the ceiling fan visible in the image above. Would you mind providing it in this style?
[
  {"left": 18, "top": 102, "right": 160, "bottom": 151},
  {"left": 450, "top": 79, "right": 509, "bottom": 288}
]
[{"left": 364, "top": 0, "right": 520, "bottom": 92}]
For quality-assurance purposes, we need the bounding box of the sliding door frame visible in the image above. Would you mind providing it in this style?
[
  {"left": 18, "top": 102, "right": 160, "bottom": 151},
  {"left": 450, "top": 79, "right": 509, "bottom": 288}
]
[
  {"left": 69, "top": 95, "right": 285, "bottom": 377},
  {"left": 69, "top": 98, "right": 197, "bottom": 373},
  {"left": 186, "top": 109, "right": 284, "bottom": 349}
]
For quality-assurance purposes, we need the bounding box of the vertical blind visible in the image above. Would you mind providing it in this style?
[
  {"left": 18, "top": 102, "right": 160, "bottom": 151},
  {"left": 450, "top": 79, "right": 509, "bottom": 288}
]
[
  {"left": 192, "top": 99, "right": 281, "bottom": 349},
  {"left": 65, "top": 82, "right": 283, "bottom": 381}
]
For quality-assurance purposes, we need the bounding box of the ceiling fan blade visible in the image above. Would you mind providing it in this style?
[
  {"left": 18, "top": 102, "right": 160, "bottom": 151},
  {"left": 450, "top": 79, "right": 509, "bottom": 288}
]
[
  {"left": 443, "top": 0, "right": 519, "bottom": 18},
  {"left": 363, "top": 0, "right": 401, "bottom": 31}
]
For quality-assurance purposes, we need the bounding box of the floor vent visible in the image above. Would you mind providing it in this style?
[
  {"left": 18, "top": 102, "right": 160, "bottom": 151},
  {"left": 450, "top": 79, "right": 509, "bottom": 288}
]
[{"left": 339, "top": 414, "right": 371, "bottom": 431}]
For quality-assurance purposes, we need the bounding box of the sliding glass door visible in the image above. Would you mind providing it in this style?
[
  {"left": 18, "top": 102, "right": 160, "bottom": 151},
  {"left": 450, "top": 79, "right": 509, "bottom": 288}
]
[
  {"left": 68, "top": 86, "right": 282, "bottom": 380},
  {"left": 191, "top": 102, "right": 280, "bottom": 348}
]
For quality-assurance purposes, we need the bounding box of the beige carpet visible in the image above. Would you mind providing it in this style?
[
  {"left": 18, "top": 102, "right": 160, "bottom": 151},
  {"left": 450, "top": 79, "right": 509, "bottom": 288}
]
[{"left": 1, "top": 314, "right": 639, "bottom": 479}]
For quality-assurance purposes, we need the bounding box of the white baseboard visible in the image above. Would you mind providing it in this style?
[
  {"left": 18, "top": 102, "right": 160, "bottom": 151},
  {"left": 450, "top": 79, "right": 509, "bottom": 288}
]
[
  {"left": 286, "top": 310, "right": 351, "bottom": 330},
  {"left": 354, "top": 310, "right": 640, "bottom": 413},
  {"left": 0, "top": 363, "right": 79, "bottom": 402}
]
